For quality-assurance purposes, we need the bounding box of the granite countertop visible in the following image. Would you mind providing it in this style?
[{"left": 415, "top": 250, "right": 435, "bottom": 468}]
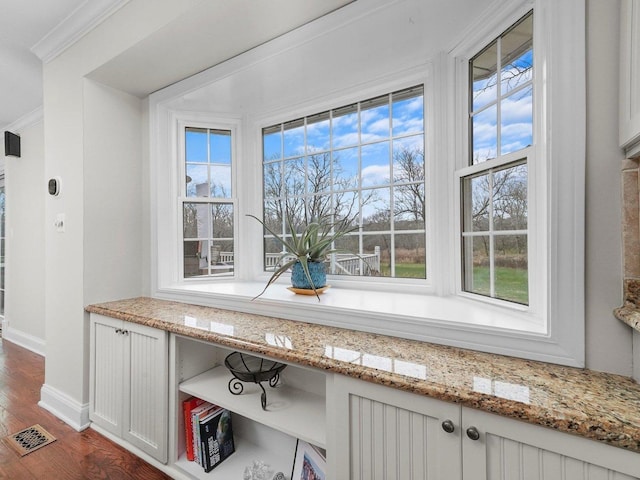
[{"left": 86, "top": 296, "right": 640, "bottom": 454}]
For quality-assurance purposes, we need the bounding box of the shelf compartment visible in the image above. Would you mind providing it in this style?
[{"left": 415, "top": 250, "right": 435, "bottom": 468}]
[
  {"left": 179, "top": 365, "right": 326, "bottom": 449},
  {"left": 174, "top": 433, "right": 294, "bottom": 480}
]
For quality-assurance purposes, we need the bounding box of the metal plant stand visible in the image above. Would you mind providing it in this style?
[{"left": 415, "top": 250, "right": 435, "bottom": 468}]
[{"left": 224, "top": 352, "right": 287, "bottom": 410}]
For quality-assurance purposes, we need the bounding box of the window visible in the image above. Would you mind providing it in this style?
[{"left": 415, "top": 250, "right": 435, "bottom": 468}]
[
  {"left": 460, "top": 12, "right": 533, "bottom": 305},
  {"left": 261, "top": 86, "right": 425, "bottom": 279},
  {"left": 182, "top": 127, "right": 235, "bottom": 278}
]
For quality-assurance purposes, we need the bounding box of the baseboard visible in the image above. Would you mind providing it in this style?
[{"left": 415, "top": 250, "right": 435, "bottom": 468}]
[
  {"left": 2, "top": 325, "right": 46, "bottom": 357},
  {"left": 39, "top": 384, "right": 90, "bottom": 432}
]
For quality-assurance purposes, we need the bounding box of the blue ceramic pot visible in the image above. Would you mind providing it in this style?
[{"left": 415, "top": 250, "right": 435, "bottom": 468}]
[{"left": 291, "top": 261, "right": 326, "bottom": 289}]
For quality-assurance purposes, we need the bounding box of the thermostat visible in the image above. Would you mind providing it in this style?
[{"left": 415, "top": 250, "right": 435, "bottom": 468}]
[{"left": 48, "top": 177, "right": 61, "bottom": 196}]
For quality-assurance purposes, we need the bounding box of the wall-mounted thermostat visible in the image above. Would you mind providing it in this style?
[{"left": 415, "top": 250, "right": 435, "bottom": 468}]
[{"left": 48, "top": 177, "right": 60, "bottom": 196}]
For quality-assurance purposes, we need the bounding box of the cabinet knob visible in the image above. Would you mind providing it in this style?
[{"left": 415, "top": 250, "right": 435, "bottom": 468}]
[
  {"left": 115, "top": 328, "right": 122, "bottom": 334},
  {"left": 466, "top": 426, "right": 480, "bottom": 441},
  {"left": 441, "top": 419, "right": 455, "bottom": 433}
]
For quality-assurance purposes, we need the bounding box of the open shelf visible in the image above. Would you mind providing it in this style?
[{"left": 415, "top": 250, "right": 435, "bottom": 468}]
[
  {"left": 174, "top": 435, "right": 294, "bottom": 479},
  {"left": 179, "top": 365, "right": 326, "bottom": 449}
]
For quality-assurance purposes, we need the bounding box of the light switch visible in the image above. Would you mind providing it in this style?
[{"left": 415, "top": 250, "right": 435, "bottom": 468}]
[{"left": 55, "top": 214, "right": 65, "bottom": 233}]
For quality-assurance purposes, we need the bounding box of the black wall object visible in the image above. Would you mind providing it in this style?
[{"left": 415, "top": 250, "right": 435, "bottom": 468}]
[{"left": 4, "top": 131, "right": 20, "bottom": 157}]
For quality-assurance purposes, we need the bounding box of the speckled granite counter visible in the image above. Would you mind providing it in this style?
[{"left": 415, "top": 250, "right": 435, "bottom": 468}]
[
  {"left": 615, "top": 279, "right": 640, "bottom": 332},
  {"left": 86, "top": 296, "right": 640, "bottom": 454}
]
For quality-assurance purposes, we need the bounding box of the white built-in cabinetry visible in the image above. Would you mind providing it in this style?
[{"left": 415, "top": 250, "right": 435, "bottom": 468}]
[
  {"left": 89, "top": 314, "right": 168, "bottom": 463},
  {"left": 620, "top": 0, "right": 640, "bottom": 158},
  {"left": 88, "top": 315, "right": 640, "bottom": 479},
  {"left": 334, "top": 374, "right": 640, "bottom": 480}
]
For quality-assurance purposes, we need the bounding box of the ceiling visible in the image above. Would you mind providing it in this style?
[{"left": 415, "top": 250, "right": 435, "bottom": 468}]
[
  {"left": 1, "top": 0, "right": 354, "bottom": 132},
  {"left": 0, "top": 0, "right": 86, "bottom": 130}
]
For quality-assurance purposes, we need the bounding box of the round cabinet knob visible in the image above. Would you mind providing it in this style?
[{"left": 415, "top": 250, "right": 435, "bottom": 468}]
[
  {"left": 441, "top": 419, "right": 455, "bottom": 433},
  {"left": 466, "top": 426, "right": 480, "bottom": 441}
]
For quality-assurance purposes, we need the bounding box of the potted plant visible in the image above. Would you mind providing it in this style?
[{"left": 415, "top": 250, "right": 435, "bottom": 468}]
[{"left": 247, "top": 214, "right": 359, "bottom": 300}]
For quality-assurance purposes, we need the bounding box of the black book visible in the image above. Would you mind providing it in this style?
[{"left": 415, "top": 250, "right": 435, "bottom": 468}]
[{"left": 199, "top": 408, "right": 235, "bottom": 472}]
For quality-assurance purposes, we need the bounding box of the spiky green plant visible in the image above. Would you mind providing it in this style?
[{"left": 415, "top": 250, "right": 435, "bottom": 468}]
[{"left": 248, "top": 214, "right": 358, "bottom": 300}]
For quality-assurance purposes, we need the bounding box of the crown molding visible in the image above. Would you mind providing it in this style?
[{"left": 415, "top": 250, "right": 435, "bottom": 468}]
[
  {"left": 5, "top": 106, "right": 44, "bottom": 134},
  {"left": 30, "top": 0, "right": 130, "bottom": 64}
]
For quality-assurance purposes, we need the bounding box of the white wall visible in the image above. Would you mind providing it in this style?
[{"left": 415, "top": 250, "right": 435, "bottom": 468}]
[
  {"left": 40, "top": 0, "right": 199, "bottom": 430},
  {"left": 584, "top": 0, "right": 631, "bottom": 373},
  {"left": 3, "top": 117, "right": 46, "bottom": 355}
]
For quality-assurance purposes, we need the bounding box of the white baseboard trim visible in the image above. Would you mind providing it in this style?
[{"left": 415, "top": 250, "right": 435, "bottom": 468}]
[
  {"left": 39, "top": 384, "right": 90, "bottom": 432},
  {"left": 2, "top": 326, "right": 46, "bottom": 357}
]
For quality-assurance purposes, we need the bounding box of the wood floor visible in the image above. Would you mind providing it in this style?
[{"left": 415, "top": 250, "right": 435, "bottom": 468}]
[{"left": 0, "top": 339, "right": 171, "bottom": 479}]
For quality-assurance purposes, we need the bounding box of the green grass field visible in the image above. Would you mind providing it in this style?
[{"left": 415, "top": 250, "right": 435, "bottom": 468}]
[{"left": 470, "top": 266, "right": 528, "bottom": 304}]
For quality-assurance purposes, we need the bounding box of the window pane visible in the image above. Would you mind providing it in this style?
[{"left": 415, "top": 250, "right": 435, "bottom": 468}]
[
  {"left": 471, "top": 41, "right": 498, "bottom": 111},
  {"left": 186, "top": 164, "right": 208, "bottom": 197},
  {"left": 210, "top": 240, "right": 234, "bottom": 275},
  {"left": 263, "top": 127, "right": 282, "bottom": 161},
  {"left": 263, "top": 162, "right": 282, "bottom": 200},
  {"left": 501, "top": 13, "right": 533, "bottom": 95},
  {"left": 332, "top": 104, "right": 358, "bottom": 149},
  {"left": 307, "top": 112, "right": 330, "bottom": 153},
  {"left": 307, "top": 194, "right": 332, "bottom": 220},
  {"left": 210, "top": 130, "right": 231, "bottom": 164},
  {"left": 501, "top": 88, "right": 533, "bottom": 155},
  {"left": 183, "top": 240, "right": 206, "bottom": 278},
  {"left": 393, "top": 135, "right": 424, "bottom": 184},
  {"left": 395, "top": 233, "right": 426, "bottom": 278},
  {"left": 211, "top": 164, "right": 232, "bottom": 197},
  {"left": 307, "top": 152, "right": 332, "bottom": 194},
  {"left": 283, "top": 119, "right": 304, "bottom": 158},
  {"left": 493, "top": 163, "right": 527, "bottom": 230},
  {"left": 462, "top": 173, "right": 490, "bottom": 233},
  {"left": 361, "top": 141, "right": 390, "bottom": 187},
  {"left": 394, "top": 182, "right": 425, "bottom": 229},
  {"left": 494, "top": 234, "right": 528, "bottom": 304},
  {"left": 361, "top": 95, "right": 390, "bottom": 142},
  {"left": 211, "top": 204, "right": 233, "bottom": 238},
  {"left": 463, "top": 236, "right": 491, "bottom": 297},
  {"left": 472, "top": 105, "right": 497, "bottom": 163},
  {"left": 183, "top": 203, "right": 209, "bottom": 238},
  {"left": 333, "top": 147, "right": 359, "bottom": 191},
  {"left": 284, "top": 157, "right": 305, "bottom": 197},
  {"left": 392, "top": 87, "right": 424, "bottom": 136},
  {"left": 334, "top": 191, "right": 358, "bottom": 222},
  {"left": 263, "top": 198, "right": 283, "bottom": 232},
  {"left": 185, "top": 127, "right": 207, "bottom": 163},
  {"left": 362, "top": 188, "right": 390, "bottom": 231},
  {"left": 363, "top": 234, "right": 390, "bottom": 277}
]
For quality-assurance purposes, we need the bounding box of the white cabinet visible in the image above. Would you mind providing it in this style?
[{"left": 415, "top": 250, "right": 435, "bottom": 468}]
[
  {"left": 620, "top": 0, "right": 640, "bottom": 158},
  {"left": 462, "top": 407, "right": 640, "bottom": 480},
  {"left": 168, "top": 335, "right": 327, "bottom": 479},
  {"left": 334, "top": 373, "right": 640, "bottom": 480},
  {"left": 89, "top": 314, "right": 168, "bottom": 463},
  {"left": 332, "top": 374, "right": 462, "bottom": 480}
]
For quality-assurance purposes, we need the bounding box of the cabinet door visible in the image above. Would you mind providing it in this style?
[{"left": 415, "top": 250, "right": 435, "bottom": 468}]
[
  {"left": 333, "top": 374, "right": 462, "bottom": 480},
  {"left": 89, "top": 315, "right": 125, "bottom": 437},
  {"left": 620, "top": 0, "right": 640, "bottom": 156},
  {"left": 121, "top": 322, "right": 168, "bottom": 463},
  {"left": 462, "top": 407, "right": 640, "bottom": 480}
]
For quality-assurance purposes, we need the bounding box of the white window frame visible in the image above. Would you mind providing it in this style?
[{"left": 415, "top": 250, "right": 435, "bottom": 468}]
[{"left": 150, "top": 0, "right": 585, "bottom": 367}]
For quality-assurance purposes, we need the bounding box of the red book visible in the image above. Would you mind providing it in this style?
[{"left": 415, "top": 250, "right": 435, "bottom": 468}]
[{"left": 183, "top": 396, "right": 205, "bottom": 461}]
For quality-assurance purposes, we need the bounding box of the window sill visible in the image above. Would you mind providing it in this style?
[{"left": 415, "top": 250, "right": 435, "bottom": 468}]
[{"left": 151, "top": 280, "right": 581, "bottom": 366}]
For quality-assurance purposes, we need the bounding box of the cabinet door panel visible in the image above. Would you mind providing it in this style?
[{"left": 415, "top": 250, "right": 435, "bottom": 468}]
[
  {"left": 90, "top": 317, "right": 124, "bottom": 436},
  {"left": 463, "top": 408, "right": 640, "bottom": 480},
  {"left": 123, "top": 323, "right": 168, "bottom": 463},
  {"left": 334, "top": 375, "right": 461, "bottom": 480}
]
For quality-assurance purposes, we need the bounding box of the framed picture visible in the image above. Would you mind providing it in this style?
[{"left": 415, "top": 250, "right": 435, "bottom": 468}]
[{"left": 291, "top": 439, "right": 326, "bottom": 480}]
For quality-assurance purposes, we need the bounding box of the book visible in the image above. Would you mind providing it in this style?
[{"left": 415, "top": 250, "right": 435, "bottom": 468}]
[
  {"left": 191, "top": 402, "right": 221, "bottom": 465},
  {"left": 199, "top": 408, "right": 235, "bottom": 472},
  {"left": 182, "top": 397, "right": 205, "bottom": 461}
]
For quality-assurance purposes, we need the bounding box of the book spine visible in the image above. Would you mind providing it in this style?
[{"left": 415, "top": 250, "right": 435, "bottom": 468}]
[{"left": 182, "top": 397, "right": 203, "bottom": 462}]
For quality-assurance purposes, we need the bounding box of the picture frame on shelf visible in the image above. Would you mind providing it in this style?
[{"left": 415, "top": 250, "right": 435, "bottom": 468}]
[{"left": 291, "top": 439, "right": 326, "bottom": 480}]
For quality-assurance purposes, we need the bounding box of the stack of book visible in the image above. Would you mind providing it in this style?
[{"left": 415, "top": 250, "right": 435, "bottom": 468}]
[{"left": 183, "top": 396, "right": 235, "bottom": 472}]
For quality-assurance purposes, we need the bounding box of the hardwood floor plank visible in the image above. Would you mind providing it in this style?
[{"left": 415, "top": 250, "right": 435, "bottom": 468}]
[{"left": 0, "top": 339, "right": 171, "bottom": 479}]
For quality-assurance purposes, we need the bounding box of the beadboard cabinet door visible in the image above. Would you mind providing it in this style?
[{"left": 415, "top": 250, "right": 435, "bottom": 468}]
[
  {"left": 333, "top": 374, "right": 462, "bottom": 480},
  {"left": 462, "top": 407, "right": 640, "bottom": 480},
  {"left": 89, "top": 314, "right": 168, "bottom": 463}
]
